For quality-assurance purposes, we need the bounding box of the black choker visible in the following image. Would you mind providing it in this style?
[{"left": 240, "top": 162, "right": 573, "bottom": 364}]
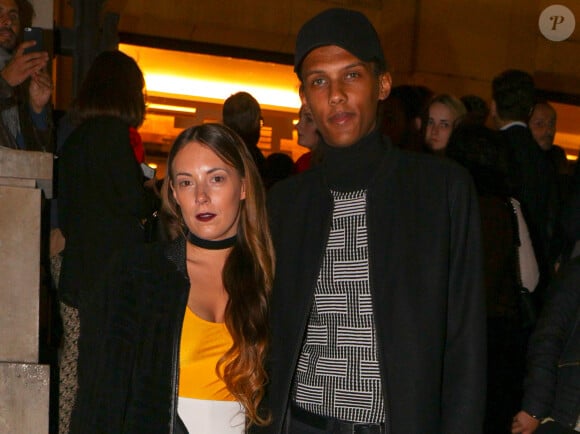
[{"left": 186, "top": 231, "right": 237, "bottom": 250}]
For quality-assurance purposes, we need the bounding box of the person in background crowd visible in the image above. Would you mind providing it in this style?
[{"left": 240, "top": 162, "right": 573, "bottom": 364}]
[
  {"left": 528, "top": 100, "right": 570, "bottom": 182},
  {"left": 511, "top": 256, "right": 580, "bottom": 434},
  {"left": 461, "top": 94, "right": 490, "bottom": 126},
  {"left": 223, "top": 91, "right": 267, "bottom": 179},
  {"left": 264, "top": 152, "right": 295, "bottom": 189},
  {"left": 529, "top": 101, "right": 571, "bottom": 264},
  {"left": 529, "top": 102, "right": 564, "bottom": 160},
  {"left": 446, "top": 123, "right": 537, "bottom": 433},
  {"left": 555, "top": 161, "right": 580, "bottom": 265},
  {"left": 294, "top": 103, "right": 322, "bottom": 173},
  {"left": 491, "top": 69, "right": 557, "bottom": 298},
  {"left": 378, "top": 84, "right": 432, "bottom": 152},
  {"left": 253, "top": 8, "right": 486, "bottom": 434},
  {"left": 0, "top": 0, "right": 52, "bottom": 151},
  {"left": 423, "top": 93, "right": 466, "bottom": 155},
  {"left": 70, "top": 123, "right": 274, "bottom": 433},
  {"left": 57, "top": 50, "right": 156, "bottom": 434}
]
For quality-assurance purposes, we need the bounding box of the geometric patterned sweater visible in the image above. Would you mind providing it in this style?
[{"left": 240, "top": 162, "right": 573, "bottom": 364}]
[{"left": 292, "top": 189, "right": 385, "bottom": 424}]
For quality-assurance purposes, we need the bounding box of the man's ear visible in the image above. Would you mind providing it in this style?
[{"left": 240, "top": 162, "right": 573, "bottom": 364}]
[{"left": 378, "top": 72, "right": 392, "bottom": 101}]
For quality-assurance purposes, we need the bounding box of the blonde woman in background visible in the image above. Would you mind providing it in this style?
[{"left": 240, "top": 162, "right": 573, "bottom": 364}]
[{"left": 424, "top": 93, "right": 467, "bottom": 155}]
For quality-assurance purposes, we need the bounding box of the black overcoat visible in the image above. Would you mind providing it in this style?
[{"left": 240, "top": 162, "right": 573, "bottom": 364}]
[
  {"left": 256, "top": 144, "right": 487, "bottom": 434},
  {"left": 70, "top": 237, "right": 191, "bottom": 433},
  {"left": 58, "top": 115, "right": 153, "bottom": 307}
]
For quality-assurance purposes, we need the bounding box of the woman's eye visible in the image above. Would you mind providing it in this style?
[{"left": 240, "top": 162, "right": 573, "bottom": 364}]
[
  {"left": 178, "top": 179, "right": 191, "bottom": 188},
  {"left": 212, "top": 175, "right": 225, "bottom": 183}
]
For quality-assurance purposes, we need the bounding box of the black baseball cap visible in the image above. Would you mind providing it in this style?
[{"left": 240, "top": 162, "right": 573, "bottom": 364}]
[{"left": 294, "top": 8, "right": 387, "bottom": 77}]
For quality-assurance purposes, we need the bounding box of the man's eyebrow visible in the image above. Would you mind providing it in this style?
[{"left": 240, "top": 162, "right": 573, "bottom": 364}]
[
  {"left": 0, "top": 5, "right": 19, "bottom": 12},
  {"left": 302, "top": 61, "right": 366, "bottom": 78}
]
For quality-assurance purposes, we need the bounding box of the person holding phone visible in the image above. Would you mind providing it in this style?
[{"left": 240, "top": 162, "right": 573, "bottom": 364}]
[{"left": 0, "top": 0, "right": 52, "bottom": 151}]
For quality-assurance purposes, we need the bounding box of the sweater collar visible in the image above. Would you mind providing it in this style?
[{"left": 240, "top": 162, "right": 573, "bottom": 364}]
[{"left": 321, "top": 129, "right": 386, "bottom": 191}]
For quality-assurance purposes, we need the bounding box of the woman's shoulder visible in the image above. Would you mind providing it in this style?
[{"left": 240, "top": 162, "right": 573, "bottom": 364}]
[
  {"left": 67, "top": 116, "right": 126, "bottom": 133},
  {"left": 81, "top": 116, "right": 128, "bottom": 129},
  {"left": 62, "top": 116, "right": 129, "bottom": 150}
]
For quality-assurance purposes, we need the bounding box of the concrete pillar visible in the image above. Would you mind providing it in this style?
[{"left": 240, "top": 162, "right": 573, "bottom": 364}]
[
  {"left": 0, "top": 364, "right": 50, "bottom": 433},
  {"left": 0, "top": 147, "right": 53, "bottom": 434}
]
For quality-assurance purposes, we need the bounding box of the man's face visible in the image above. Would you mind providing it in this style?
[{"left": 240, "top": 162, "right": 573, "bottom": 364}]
[
  {"left": 0, "top": 0, "right": 19, "bottom": 51},
  {"left": 299, "top": 45, "right": 391, "bottom": 148},
  {"left": 529, "top": 103, "right": 557, "bottom": 151}
]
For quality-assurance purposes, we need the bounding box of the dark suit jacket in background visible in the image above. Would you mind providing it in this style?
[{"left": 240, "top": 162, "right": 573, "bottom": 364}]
[{"left": 499, "top": 125, "right": 555, "bottom": 268}]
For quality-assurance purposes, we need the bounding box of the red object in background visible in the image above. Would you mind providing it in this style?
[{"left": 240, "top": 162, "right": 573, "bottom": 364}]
[
  {"left": 295, "top": 151, "right": 312, "bottom": 173},
  {"left": 129, "top": 127, "right": 145, "bottom": 163}
]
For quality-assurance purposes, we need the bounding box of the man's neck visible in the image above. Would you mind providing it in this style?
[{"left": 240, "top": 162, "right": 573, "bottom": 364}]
[{"left": 322, "top": 129, "right": 385, "bottom": 191}]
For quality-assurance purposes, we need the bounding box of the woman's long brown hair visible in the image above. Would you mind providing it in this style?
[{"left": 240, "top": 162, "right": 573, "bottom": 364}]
[{"left": 161, "top": 123, "right": 273, "bottom": 427}]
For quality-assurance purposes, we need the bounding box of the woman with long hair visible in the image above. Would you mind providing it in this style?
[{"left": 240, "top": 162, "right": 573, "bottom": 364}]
[{"left": 70, "top": 123, "right": 274, "bottom": 433}]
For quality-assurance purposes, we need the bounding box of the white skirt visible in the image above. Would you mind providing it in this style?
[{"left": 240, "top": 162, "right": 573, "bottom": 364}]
[{"left": 178, "top": 397, "right": 245, "bottom": 434}]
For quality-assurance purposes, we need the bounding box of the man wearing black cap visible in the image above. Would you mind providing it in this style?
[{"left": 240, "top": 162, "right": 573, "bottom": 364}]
[{"left": 255, "top": 8, "right": 486, "bottom": 434}]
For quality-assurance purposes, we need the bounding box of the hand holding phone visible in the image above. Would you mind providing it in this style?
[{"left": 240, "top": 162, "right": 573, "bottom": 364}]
[
  {"left": 22, "top": 27, "right": 44, "bottom": 54},
  {"left": 1, "top": 27, "right": 48, "bottom": 88}
]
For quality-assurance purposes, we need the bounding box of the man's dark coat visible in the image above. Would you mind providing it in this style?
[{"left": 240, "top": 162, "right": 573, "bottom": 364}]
[{"left": 255, "top": 143, "right": 487, "bottom": 434}]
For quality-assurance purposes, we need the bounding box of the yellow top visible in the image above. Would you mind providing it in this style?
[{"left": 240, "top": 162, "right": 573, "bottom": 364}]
[{"left": 178, "top": 307, "right": 235, "bottom": 401}]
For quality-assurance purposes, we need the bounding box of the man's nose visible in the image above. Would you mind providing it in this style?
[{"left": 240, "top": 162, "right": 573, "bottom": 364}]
[
  {"left": 328, "top": 82, "right": 346, "bottom": 106},
  {"left": 0, "top": 13, "right": 14, "bottom": 28}
]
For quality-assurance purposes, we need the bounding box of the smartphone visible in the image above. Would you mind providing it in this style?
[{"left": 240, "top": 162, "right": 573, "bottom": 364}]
[{"left": 22, "top": 27, "right": 44, "bottom": 54}]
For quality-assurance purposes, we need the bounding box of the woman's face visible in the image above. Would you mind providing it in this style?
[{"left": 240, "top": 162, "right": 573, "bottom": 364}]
[
  {"left": 425, "top": 102, "right": 456, "bottom": 151},
  {"left": 171, "top": 141, "right": 246, "bottom": 241},
  {"left": 296, "top": 107, "right": 319, "bottom": 149}
]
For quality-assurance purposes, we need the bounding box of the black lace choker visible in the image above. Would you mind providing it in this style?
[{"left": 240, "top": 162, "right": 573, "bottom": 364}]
[{"left": 186, "top": 231, "right": 237, "bottom": 250}]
